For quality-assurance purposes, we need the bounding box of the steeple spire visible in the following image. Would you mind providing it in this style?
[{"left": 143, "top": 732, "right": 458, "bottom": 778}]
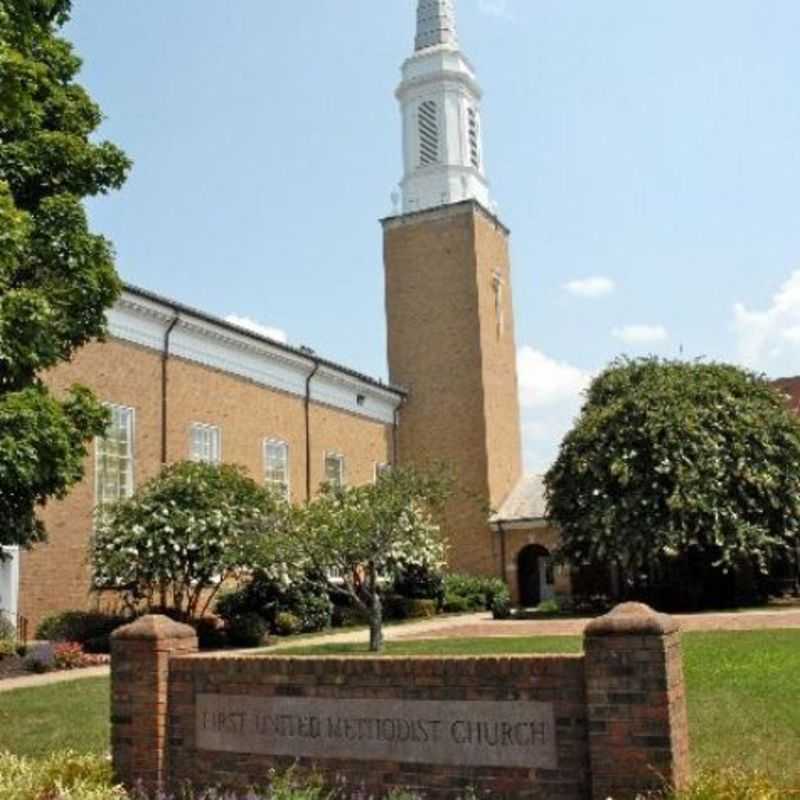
[
  {"left": 395, "top": 0, "right": 491, "bottom": 215},
  {"left": 415, "top": 0, "right": 458, "bottom": 51}
]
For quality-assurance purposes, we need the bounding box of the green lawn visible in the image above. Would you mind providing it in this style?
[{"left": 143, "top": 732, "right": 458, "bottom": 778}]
[
  {"left": 0, "top": 678, "right": 109, "bottom": 759},
  {"left": 1, "top": 630, "right": 798, "bottom": 786}
]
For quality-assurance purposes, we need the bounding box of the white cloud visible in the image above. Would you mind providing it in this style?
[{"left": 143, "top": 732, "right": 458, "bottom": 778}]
[
  {"left": 612, "top": 324, "right": 669, "bottom": 345},
  {"left": 562, "top": 276, "right": 616, "bottom": 298},
  {"left": 734, "top": 271, "right": 800, "bottom": 368},
  {"left": 518, "top": 346, "right": 591, "bottom": 408},
  {"left": 225, "top": 314, "right": 288, "bottom": 344},
  {"left": 477, "top": 0, "right": 512, "bottom": 20},
  {"left": 517, "top": 346, "right": 593, "bottom": 472}
]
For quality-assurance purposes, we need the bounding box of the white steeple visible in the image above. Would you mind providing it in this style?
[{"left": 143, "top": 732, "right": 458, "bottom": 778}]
[{"left": 395, "top": 0, "right": 491, "bottom": 215}]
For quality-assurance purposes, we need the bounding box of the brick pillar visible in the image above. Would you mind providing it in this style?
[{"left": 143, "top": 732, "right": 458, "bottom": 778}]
[
  {"left": 111, "top": 615, "right": 198, "bottom": 792},
  {"left": 584, "top": 602, "right": 690, "bottom": 800}
]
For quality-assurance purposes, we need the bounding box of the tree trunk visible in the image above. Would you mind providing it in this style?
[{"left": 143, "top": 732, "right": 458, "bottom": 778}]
[{"left": 368, "top": 564, "right": 383, "bottom": 652}]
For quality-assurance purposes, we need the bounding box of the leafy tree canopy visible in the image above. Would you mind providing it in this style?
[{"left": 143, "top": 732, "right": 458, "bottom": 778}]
[
  {"left": 91, "top": 462, "right": 287, "bottom": 620},
  {"left": 284, "top": 465, "right": 451, "bottom": 651},
  {"left": 546, "top": 358, "right": 800, "bottom": 581},
  {"left": 0, "top": 0, "right": 130, "bottom": 548}
]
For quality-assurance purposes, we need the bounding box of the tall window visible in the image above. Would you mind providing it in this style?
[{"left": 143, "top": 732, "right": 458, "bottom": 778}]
[
  {"left": 95, "top": 404, "right": 135, "bottom": 509},
  {"left": 418, "top": 100, "right": 440, "bottom": 166},
  {"left": 468, "top": 107, "right": 481, "bottom": 169},
  {"left": 264, "top": 439, "right": 290, "bottom": 500},
  {"left": 325, "top": 452, "right": 345, "bottom": 488},
  {"left": 190, "top": 423, "right": 221, "bottom": 464}
]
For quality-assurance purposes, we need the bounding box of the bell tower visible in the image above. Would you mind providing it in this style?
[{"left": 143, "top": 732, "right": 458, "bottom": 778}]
[
  {"left": 398, "top": 0, "right": 491, "bottom": 214},
  {"left": 383, "top": 0, "right": 523, "bottom": 577}
]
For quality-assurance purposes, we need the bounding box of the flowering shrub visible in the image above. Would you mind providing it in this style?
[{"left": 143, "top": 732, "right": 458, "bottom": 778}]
[
  {"left": 283, "top": 465, "right": 451, "bottom": 652},
  {"left": 91, "top": 462, "right": 287, "bottom": 619},
  {"left": 52, "top": 642, "right": 109, "bottom": 670}
]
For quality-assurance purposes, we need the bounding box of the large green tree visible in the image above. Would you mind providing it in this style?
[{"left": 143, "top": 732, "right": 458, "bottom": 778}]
[
  {"left": 546, "top": 358, "right": 800, "bottom": 600},
  {"left": 0, "top": 0, "right": 130, "bottom": 550}
]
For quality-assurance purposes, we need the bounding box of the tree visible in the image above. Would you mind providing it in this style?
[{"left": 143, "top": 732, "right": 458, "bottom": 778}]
[
  {"left": 285, "top": 466, "right": 450, "bottom": 652},
  {"left": 546, "top": 358, "right": 800, "bottom": 604},
  {"left": 90, "top": 462, "right": 286, "bottom": 620},
  {"left": 0, "top": 0, "right": 130, "bottom": 551}
]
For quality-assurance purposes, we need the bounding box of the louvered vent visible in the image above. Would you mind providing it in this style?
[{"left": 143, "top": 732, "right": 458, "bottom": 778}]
[
  {"left": 468, "top": 108, "right": 480, "bottom": 169},
  {"left": 419, "top": 101, "right": 440, "bottom": 166}
]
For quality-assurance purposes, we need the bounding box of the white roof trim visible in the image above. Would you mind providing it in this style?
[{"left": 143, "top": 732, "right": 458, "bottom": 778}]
[{"left": 107, "top": 289, "right": 403, "bottom": 425}]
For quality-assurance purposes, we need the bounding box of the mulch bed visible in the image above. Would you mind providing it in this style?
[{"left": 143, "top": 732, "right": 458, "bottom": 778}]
[{"left": 0, "top": 654, "right": 28, "bottom": 681}]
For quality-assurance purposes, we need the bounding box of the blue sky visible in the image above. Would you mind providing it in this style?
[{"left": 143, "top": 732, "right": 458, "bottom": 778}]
[{"left": 66, "top": 1, "right": 800, "bottom": 472}]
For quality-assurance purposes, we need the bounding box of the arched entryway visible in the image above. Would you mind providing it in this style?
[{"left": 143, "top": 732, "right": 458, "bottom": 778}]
[{"left": 517, "top": 544, "right": 555, "bottom": 608}]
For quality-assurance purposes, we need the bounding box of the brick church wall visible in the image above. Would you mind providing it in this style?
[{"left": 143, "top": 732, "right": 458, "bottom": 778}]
[{"left": 20, "top": 337, "right": 394, "bottom": 633}]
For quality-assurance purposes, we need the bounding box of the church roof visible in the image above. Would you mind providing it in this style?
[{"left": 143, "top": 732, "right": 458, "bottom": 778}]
[
  {"left": 774, "top": 376, "right": 800, "bottom": 415},
  {"left": 123, "top": 283, "right": 407, "bottom": 400},
  {"left": 491, "top": 474, "right": 548, "bottom": 525}
]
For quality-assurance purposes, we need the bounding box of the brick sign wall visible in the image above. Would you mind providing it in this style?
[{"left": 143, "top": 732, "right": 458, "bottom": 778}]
[{"left": 111, "top": 604, "right": 690, "bottom": 800}]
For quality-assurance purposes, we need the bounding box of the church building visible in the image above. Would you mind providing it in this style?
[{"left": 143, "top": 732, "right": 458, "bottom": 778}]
[{"left": 0, "top": 0, "right": 563, "bottom": 634}]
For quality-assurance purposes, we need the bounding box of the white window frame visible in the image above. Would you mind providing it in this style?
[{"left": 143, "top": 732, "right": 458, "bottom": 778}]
[
  {"left": 264, "top": 438, "right": 290, "bottom": 501},
  {"left": 324, "top": 451, "right": 346, "bottom": 488},
  {"left": 190, "top": 422, "right": 222, "bottom": 465},
  {"left": 95, "top": 403, "right": 136, "bottom": 511},
  {"left": 0, "top": 547, "right": 20, "bottom": 630}
]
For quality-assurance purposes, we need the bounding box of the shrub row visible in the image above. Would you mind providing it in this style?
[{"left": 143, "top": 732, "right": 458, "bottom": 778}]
[
  {"left": 0, "top": 753, "right": 790, "bottom": 800},
  {"left": 35, "top": 611, "right": 129, "bottom": 653}
]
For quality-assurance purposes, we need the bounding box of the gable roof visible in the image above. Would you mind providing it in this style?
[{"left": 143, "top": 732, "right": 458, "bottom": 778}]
[
  {"left": 774, "top": 376, "right": 800, "bottom": 415},
  {"left": 490, "top": 474, "right": 548, "bottom": 525}
]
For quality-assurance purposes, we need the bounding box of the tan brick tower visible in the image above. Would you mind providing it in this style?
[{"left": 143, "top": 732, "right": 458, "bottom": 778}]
[{"left": 383, "top": 1, "right": 522, "bottom": 576}]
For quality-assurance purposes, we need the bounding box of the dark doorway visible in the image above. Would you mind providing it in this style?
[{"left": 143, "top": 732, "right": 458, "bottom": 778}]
[{"left": 517, "top": 544, "right": 552, "bottom": 608}]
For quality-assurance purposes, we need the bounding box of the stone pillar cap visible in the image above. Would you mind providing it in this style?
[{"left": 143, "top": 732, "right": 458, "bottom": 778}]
[
  {"left": 112, "top": 614, "right": 197, "bottom": 641},
  {"left": 584, "top": 602, "right": 679, "bottom": 637}
]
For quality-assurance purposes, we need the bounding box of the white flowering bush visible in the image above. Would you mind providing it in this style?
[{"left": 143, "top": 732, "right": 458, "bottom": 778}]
[
  {"left": 91, "top": 462, "right": 287, "bottom": 620},
  {"left": 284, "top": 465, "right": 451, "bottom": 651}
]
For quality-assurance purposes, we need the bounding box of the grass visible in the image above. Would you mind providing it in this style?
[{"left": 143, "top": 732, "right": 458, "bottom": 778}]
[
  {"left": 0, "top": 678, "right": 109, "bottom": 759},
  {"left": 283, "top": 630, "right": 800, "bottom": 787},
  {"left": 1, "top": 630, "right": 799, "bottom": 788}
]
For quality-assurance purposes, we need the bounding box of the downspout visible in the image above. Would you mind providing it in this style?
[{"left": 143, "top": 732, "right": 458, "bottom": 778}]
[
  {"left": 391, "top": 397, "right": 404, "bottom": 466},
  {"left": 161, "top": 313, "right": 180, "bottom": 465},
  {"left": 304, "top": 359, "right": 321, "bottom": 501},
  {"left": 497, "top": 521, "right": 508, "bottom": 586}
]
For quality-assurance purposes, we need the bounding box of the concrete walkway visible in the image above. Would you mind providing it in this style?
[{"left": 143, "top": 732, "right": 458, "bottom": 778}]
[
  {"left": 2, "top": 605, "right": 798, "bottom": 691},
  {"left": 390, "top": 606, "right": 800, "bottom": 640},
  {"left": 0, "top": 664, "right": 110, "bottom": 694}
]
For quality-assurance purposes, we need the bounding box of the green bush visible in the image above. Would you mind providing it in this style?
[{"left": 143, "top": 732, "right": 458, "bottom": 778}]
[
  {"left": 404, "top": 598, "right": 437, "bottom": 619},
  {"left": 443, "top": 575, "right": 508, "bottom": 611},
  {"left": 193, "top": 616, "right": 228, "bottom": 650},
  {"left": 0, "top": 639, "right": 16, "bottom": 659},
  {"left": 536, "top": 598, "right": 560, "bottom": 615},
  {"left": 664, "top": 768, "right": 783, "bottom": 800},
  {"left": 491, "top": 588, "right": 513, "bottom": 620},
  {"left": 35, "top": 611, "right": 128, "bottom": 652},
  {"left": 226, "top": 612, "right": 268, "bottom": 648},
  {"left": 216, "top": 572, "right": 332, "bottom": 635},
  {"left": 331, "top": 603, "right": 370, "bottom": 628},
  {"left": 443, "top": 594, "right": 470, "bottom": 614},
  {"left": 0, "top": 751, "right": 124, "bottom": 800},
  {"left": 382, "top": 593, "right": 409, "bottom": 621},
  {"left": 392, "top": 563, "right": 445, "bottom": 602},
  {"left": 275, "top": 611, "right": 302, "bottom": 637}
]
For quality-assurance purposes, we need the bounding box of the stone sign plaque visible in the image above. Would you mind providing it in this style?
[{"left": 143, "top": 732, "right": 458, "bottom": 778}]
[{"left": 196, "top": 694, "right": 557, "bottom": 770}]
